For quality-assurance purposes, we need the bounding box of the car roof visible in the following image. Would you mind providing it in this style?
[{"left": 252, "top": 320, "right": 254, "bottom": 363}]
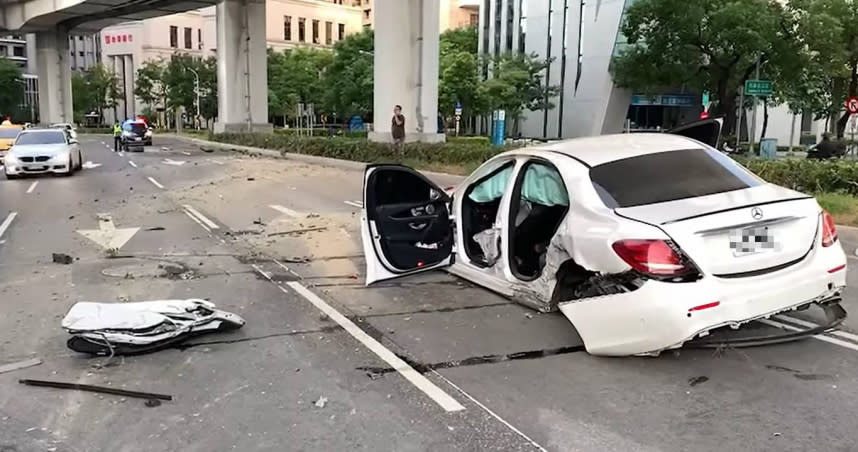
[{"left": 531, "top": 133, "right": 704, "bottom": 167}]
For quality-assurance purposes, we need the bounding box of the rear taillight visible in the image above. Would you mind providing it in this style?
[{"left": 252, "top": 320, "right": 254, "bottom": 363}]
[
  {"left": 821, "top": 211, "right": 838, "bottom": 247},
  {"left": 612, "top": 239, "right": 696, "bottom": 277}
]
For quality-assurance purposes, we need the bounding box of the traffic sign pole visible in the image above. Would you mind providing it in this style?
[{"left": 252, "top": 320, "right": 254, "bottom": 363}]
[{"left": 750, "top": 56, "right": 760, "bottom": 154}]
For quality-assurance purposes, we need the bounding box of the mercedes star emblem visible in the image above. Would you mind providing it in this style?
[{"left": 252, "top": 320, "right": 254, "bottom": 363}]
[{"left": 751, "top": 207, "right": 764, "bottom": 220}]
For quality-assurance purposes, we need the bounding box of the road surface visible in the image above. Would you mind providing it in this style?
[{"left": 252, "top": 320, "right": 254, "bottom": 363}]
[{"left": 1, "top": 135, "right": 857, "bottom": 452}]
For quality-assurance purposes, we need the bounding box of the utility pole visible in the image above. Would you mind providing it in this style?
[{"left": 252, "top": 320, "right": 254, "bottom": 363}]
[
  {"left": 736, "top": 86, "right": 744, "bottom": 151},
  {"left": 749, "top": 55, "right": 761, "bottom": 154}
]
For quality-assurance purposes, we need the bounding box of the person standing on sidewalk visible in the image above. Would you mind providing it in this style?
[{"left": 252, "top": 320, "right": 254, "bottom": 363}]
[
  {"left": 113, "top": 121, "right": 122, "bottom": 152},
  {"left": 391, "top": 105, "right": 405, "bottom": 159}
]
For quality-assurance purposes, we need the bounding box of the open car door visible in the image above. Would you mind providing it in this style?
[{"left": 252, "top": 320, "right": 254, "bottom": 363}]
[
  {"left": 362, "top": 164, "right": 454, "bottom": 285},
  {"left": 668, "top": 117, "right": 723, "bottom": 148}
]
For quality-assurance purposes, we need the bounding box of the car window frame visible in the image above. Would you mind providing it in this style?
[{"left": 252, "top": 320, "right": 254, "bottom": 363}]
[{"left": 461, "top": 158, "right": 517, "bottom": 266}]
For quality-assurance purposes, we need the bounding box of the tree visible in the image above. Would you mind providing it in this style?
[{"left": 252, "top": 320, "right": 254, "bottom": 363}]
[
  {"left": 72, "top": 72, "right": 93, "bottom": 123},
  {"left": 611, "top": 0, "right": 795, "bottom": 137},
  {"left": 268, "top": 47, "right": 332, "bottom": 123},
  {"left": 163, "top": 54, "right": 218, "bottom": 125},
  {"left": 477, "top": 53, "right": 559, "bottom": 135},
  {"left": 439, "top": 26, "right": 480, "bottom": 129},
  {"left": 135, "top": 60, "right": 167, "bottom": 113},
  {"left": 0, "top": 58, "right": 24, "bottom": 119},
  {"left": 322, "top": 29, "right": 374, "bottom": 120},
  {"left": 70, "top": 64, "right": 119, "bottom": 124}
]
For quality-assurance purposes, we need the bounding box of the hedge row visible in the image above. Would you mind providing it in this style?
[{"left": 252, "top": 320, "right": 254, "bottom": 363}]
[
  {"left": 211, "top": 132, "right": 508, "bottom": 166},
  {"left": 211, "top": 132, "right": 858, "bottom": 196}
]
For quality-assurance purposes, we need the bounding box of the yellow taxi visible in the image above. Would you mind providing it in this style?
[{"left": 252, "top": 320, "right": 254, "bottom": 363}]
[{"left": 0, "top": 120, "right": 24, "bottom": 164}]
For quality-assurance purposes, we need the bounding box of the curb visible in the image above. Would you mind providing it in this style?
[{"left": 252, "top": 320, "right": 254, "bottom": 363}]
[{"left": 166, "top": 134, "right": 465, "bottom": 181}]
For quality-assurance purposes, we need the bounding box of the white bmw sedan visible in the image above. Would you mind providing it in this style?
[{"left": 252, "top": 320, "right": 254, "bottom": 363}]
[
  {"left": 4, "top": 128, "right": 83, "bottom": 179},
  {"left": 360, "top": 119, "right": 848, "bottom": 356}
]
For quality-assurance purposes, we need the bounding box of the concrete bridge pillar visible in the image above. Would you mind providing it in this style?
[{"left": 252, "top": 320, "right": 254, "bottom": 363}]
[
  {"left": 214, "top": 0, "right": 270, "bottom": 133},
  {"left": 369, "top": 0, "right": 444, "bottom": 143},
  {"left": 35, "top": 28, "right": 73, "bottom": 125}
]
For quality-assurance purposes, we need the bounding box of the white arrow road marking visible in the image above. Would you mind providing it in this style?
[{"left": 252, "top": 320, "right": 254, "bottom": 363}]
[
  {"left": 82, "top": 161, "right": 102, "bottom": 170},
  {"left": 0, "top": 212, "right": 18, "bottom": 239},
  {"left": 26, "top": 181, "right": 38, "bottom": 194},
  {"left": 76, "top": 213, "right": 140, "bottom": 251},
  {"left": 269, "top": 204, "right": 300, "bottom": 218},
  {"left": 182, "top": 205, "right": 219, "bottom": 230},
  {"left": 163, "top": 159, "right": 186, "bottom": 166},
  {"left": 344, "top": 200, "right": 363, "bottom": 208},
  {"left": 147, "top": 177, "right": 165, "bottom": 189},
  {"left": 129, "top": 161, "right": 138, "bottom": 168}
]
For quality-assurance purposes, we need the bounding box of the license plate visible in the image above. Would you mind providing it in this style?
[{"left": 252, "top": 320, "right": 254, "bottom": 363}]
[
  {"left": 730, "top": 226, "right": 775, "bottom": 256},
  {"left": 25, "top": 166, "right": 48, "bottom": 171}
]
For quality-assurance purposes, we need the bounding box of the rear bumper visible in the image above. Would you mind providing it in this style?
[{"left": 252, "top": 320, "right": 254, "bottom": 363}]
[{"left": 559, "top": 243, "right": 848, "bottom": 356}]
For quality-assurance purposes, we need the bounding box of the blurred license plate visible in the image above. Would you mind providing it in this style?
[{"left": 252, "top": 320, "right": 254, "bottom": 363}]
[
  {"left": 730, "top": 226, "right": 775, "bottom": 256},
  {"left": 134, "top": 137, "right": 142, "bottom": 141}
]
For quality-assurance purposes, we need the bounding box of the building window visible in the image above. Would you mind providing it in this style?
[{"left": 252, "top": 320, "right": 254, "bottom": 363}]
[
  {"left": 312, "top": 19, "right": 320, "bottom": 44},
  {"left": 170, "top": 26, "right": 178, "bottom": 48},
  {"left": 0, "top": 46, "right": 6, "bottom": 57},
  {"left": 284, "top": 16, "right": 292, "bottom": 40},
  {"left": 325, "top": 21, "right": 332, "bottom": 45},
  {"left": 13, "top": 46, "right": 24, "bottom": 57},
  {"left": 184, "top": 27, "right": 192, "bottom": 49},
  {"left": 338, "top": 23, "right": 346, "bottom": 40},
  {"left": 79, "top": 51, "right": 85, "bottom": 57},
  {"left": 470, "top": 13, "right": 478, "bottom": 26},
  {"left": 365, "top": 9, "right": 371, "bottom": 19},
  {"left": 198, "top": 29, "right": 203, "bottom": 49},
  {"left": 298, "top": 18, "right": 306, "bottom": 42}
]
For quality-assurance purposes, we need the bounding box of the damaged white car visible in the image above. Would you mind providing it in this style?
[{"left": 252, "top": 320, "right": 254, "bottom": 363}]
[{"left": 361, "top": 119, "right": 848, "bottom": 356}]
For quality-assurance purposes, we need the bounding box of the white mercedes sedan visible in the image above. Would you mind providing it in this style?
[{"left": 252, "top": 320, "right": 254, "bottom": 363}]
[
  {"left": 4, "top": 128, "right": 83, "bottom": 179},
  {"left": 360, "top": 119, "right": 848, "bottom": 356}
]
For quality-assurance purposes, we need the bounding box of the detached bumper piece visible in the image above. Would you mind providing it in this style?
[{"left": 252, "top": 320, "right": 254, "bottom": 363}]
[
  {"left": 685, "top": 299, "right": 847, "bottom": 349},
  {"left": 61, "top": 299, "right": 246, "bottom": 356}
]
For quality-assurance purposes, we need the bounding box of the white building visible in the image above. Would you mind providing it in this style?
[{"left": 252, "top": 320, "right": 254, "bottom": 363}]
[{"left": 100, "top": 0, "right": 363, "bottom": 122}]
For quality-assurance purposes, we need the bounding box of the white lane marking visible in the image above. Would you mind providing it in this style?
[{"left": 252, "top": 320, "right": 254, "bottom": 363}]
[
  {"left": 129, "top": 161, "right": 138, "bottom": 168},
  {"left": 163, "top": 159, "right": 186, "bottom": 166},
  {"left": 273, "top": 258, "right": 304, "bottom": 279},
  {"left": 181, "top": 151, "right": 191, "bottom": 156},
  {"left": 430, "top": 371, "right": 547, "bottom": 451},
  {"left": 147, "top": 177, "right": 165, "bottom": 189},
  {"left": 0, "top": 212, "right": 18, "bottom": 239},
  {"left": 209, "top": 159, "right": 225, "bottom": 165},
  {"left": 281, "top": 279, "right": 465, "bottom": 412},
  {"left": 269, "top": 204, "right": 300, "bottom": 218},
  {"left": 182, "top": 205, "right": 220, "bottom": 230},
  {"left": 759, "top": 318, "right": 858, "bottom": 352},
  {"left": 25, "top": 181, "right": 38, "bottom": 194},
  {"left": 344, "top": 200, "right": 363, "bottom": 208},
  {"left": 183, "top": 210, "right": 211, "bottom": 233},
  {"left": 775, "top": 314, "right": 858, "bottom": 343},
  {"left": 82, "top": 161, "right": 102, "bottom": 169}
]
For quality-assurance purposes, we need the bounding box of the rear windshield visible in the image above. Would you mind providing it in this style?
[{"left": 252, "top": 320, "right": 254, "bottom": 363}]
[
  {"left": 124, "top": 123, "right": 146, "bottom": 134},
  {"left": 0, "top": 128, "right": 20, "bottom": 139},
  {"left": 590, "top": 148, "right": 763, "bottom": 208},
  {"left": 15, "top": 131, "right": 66, "bottom": 145}
]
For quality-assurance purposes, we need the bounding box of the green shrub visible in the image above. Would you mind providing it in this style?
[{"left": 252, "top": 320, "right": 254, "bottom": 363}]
[
  {"left": 211, "top": 132, "right": 510, "bottom": 167},
  {"left": 737, "top": 157, "right": 858, "bottom": 196}
]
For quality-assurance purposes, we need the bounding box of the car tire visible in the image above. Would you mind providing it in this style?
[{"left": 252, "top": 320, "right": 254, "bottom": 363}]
[
  {"left": 4, "top": 171, "right": 18, "bottom": 180},
  {"left": 76, "top": 151, "right": 83, "bottom": 171}
]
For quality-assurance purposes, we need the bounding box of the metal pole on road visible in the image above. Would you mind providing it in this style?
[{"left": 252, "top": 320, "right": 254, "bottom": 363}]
[
  {"left": 749, "top": 56, "right": 761, "bottom": 154},
  {"left": 186, "top": 67, "right": 201, "bottom": 130},
  {"left": 736, "top": 86, "right": 744, "bottom": 151}
]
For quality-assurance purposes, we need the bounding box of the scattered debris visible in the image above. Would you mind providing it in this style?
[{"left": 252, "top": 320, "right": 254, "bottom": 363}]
[
  {"left": 306, "top": 213, "right": 320, "bottom": 219},
  {"left": 314, "top": 396, "right": 328, "bottom": 408},
  {"left": 145, "top": 227, "right": 166, "bottom": 231},
  {"left": 688, "top": 376, "right": 709, "bottom": 387},
  {"left": 52, "top": 253, "right": 74, "bottom": 265},
  {"left": 524, "top": 313, "right": 533, "bottom": 319},
  {"left": 145, "top": 399, "right": 162, "bottom": 408},
  {"left": 253, "top": 218, "right": 265, "bottom": 226},
  {"left": 19, "top": 379, "right": 173, "bottom": 401},
  {"left": 0, "top": 358, "right": 42, "bottom": 375},
  {"left": 319, "top": 313, "right": 330, "bottom": 322},
  {"left": 268, "top": 227, "right": 327, "bottom": 237},
  {"left": 68, "top": 215, "right": 75, "bottom": 220},
  {"left": 282, "top": 256, "right": 311, "bottom": 263},
  {"left": 201, "top": 147, "right": 214, "bottom": 153},
  {"left": 247, "top": 177, "right": 256, "bottom": 181},
  {"left": 158, "top": 263, "right": 186, "bottom": 276},
  {"left": 773, "top": 432, "right": 782, "bottom": 437},
  {"left": 62, "top": 299, "right": 246, "bottom": 356}
]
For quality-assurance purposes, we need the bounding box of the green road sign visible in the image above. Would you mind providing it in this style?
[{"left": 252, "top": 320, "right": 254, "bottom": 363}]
[{"left": 745, "top": 79, "right": 772, "bottom": 96}]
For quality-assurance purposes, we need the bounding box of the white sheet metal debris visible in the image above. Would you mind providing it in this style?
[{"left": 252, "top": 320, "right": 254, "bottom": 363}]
[{"left": 62, "top": 299, "right": 245, "bottom": 355}]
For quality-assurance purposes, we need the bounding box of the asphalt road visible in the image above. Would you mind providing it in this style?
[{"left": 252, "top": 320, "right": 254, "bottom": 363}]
[{"left": 1, "top": 135, "right": 857, "bottom": 452}]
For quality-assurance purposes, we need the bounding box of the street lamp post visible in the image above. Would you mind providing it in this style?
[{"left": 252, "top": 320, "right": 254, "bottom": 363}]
[{"left": 186, "top": 67, "right": 201, "bottom": 130}]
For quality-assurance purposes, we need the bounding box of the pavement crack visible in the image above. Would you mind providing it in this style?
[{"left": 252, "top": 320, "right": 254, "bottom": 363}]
[
  {"left": 356, "top": 345, "right": 586, "bottom": 378},
  {"left": 174, "top": 325, "right": 343, "bottom": 350}
]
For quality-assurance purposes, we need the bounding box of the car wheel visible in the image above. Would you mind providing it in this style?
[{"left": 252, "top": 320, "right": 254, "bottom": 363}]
[
  {"left": 76, "top": 151, "right": 83, "bottom": 171},
  {"left": 4, "top": 171, "right": 18, "bottom": 180}
]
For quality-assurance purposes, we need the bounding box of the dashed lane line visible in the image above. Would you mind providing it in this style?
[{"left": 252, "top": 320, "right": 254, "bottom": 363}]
[
  {"left": 775, "top": 314, "right": 858, "bottom": 343},
  {"left": 147, "top": 177, "right": 165, "bottom": 189},
  {"left": 129, "top": 161, "right": 138, "bottom": 168},
  {"left": 182, "top": 205, "right": 220, "bottom": 230},
  {"left": 344, "top": 200, "right": 363, "bottom": 208},
  {"left": 25, "top": 181, "right": 38, "bottom": 194},
  {"left": 269, "top": 204, "right": 300, "bottom": 218},
  {"left": 0, "top": 212, "right": 18, "bottom": 239},
  {"left": 252, "top": 264, "right": 465, "bottom": 413},
  {"left": 183, "top": 210, "right": 211, "bottom": 233}
]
